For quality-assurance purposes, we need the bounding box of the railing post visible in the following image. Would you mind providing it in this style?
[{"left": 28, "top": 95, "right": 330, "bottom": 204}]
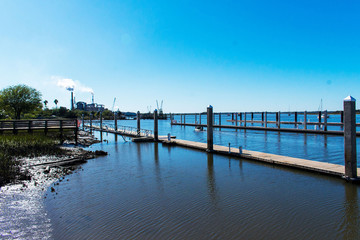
[
  {"left": 60, "top": 120, "right": 63, "bottom": 143},
  {"left": 184, "top": 114, "right": 186, "bottom": 125},
  {"left": 0, "top": 121, "right": 3, "bottom": 134},
  {"left": 304, "top": 111, "right": 307, "bottom": 130},
  {"left": 199, "top": 113, "right": 202, "bottom": 125},
  {"left": 265, "top": 111, "right": 267, "bottom": 128},
  {"left": 344, "top": 96, "right": 357, "bottom": 179},
  {"left": 235, "top": 112, "right": 238, "bottom": 131},
  {"left": 261, "top": 112, "right": 264, "bottom": 126},
  {"left": 13, "top": 121, "right": 17, "bottom": 134},
  {"left": 100, "top": 112, "right": 103, "bottom": 131},
  {"left": 295, "top": 112, "right": 298, "bottom": 128},
  {"left": 44, "top": 120, "right": 48, "bottom": 135},
  {"left": 278, "top": 111, "right": 281, "bottom": 129},
  {"left": 207, "top": 105, "right": 213, "bottom": 152},
  {"left": 154, "top": 109, "right": 158, "bottom": 141},
  {"left": 323, "top": 110, "right": 328, "bottom": 131},
  {"left": 195, "top": 114, "right": 197, "bottom": 125},
  {"left": 244, "top": 112, "right": 247, "bottom": 127},
  {"left": 137, "top": 111, "right": 140, "bottom": 136},
  {"left": 219, "top": 113, "right": 221, "bottom": 131},
  {"left": 28, "top": 120, "right": 32, "bottom": 133},
  {"left": 114, "top": 113, "right": 118, "bottom": 131}
]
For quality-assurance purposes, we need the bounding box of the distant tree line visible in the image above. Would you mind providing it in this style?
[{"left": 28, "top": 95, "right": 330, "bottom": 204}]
[{"left": 0, "top": 84, "right": 120, "bottom": 120}]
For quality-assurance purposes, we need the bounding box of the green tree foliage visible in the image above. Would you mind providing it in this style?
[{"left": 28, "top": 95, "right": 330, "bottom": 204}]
[{"left": 0, "top": 85, "right": 42, "bottom": 119}]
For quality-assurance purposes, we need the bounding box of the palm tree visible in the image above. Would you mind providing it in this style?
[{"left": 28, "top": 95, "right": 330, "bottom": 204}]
[
  {"left": 54, "top": 99, "right": 58, "bottom": 109},
  {"left": 44, "top": 100, "right": 48, "bottom": 109}
]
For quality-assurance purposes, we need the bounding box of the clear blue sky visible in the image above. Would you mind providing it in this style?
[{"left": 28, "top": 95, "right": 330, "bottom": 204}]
[{"left": 0, "top": 0, "right": 359, "bottom": 113}]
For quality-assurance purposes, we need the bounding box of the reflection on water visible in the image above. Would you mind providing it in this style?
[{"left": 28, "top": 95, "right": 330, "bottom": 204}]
[{"left": 44, "top": 132, "right": 360, "bottom": 239}]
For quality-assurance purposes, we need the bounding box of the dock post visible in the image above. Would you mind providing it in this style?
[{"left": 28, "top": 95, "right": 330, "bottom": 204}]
[
  {"left": 323, "top": 110, "right": 327, "bottom": 131},
  {"left": 184, "top": 114, "right": 186, "bottom": 125},
  {"left": 251, "top": 112, "right": 254, "bottom": 123},
  {"left": 199, "top": 113, "right": 202, "bottom": 125},
  {"left": 278, "top": 111, "right": 281, "bottom": 129},
  {"left": 137, "top": 111, "right": 140, "bottom": 136},
  {"left": 261, "top": 112, "right": 264, "bottom": 126},
  {"left": 304, "top": 111, "right": 307, "bottom": 130},
  {"left": 265, "top": 111, "right": 267, "bottom": 128},
  {"left": 341, "top": 111, "right": 344, "bottom": 130},
  {"left": 344, "top": 96, "right": 357, "bottom": 179},
  {"left": 114, "top": 113, "right": 118, "bottom": 131},
  {"left": 207, "top": 105, "right": 213, "bottom": 152},
  {"left": 219, "top": 113, "right": 221, "bottom": 131},
  {"left": 232, "top": 113, "right": 234, "bottom": 122},
  {"left": 154, "top": 109, "right": 159, "bottom": 141},
  {"left": 235, "top": 112, "right": 238, "bottom": 131},
  {"left": 239, "top": 112, "right": 242, "bottom": 125},
  {"left": 244, "top": 112, "right": 247, "bottom": 127},
  {"left": 295, "top": 112, "right": 298, "bottom": 128},
  {"left": 90, "top": 114, "right": 92, "bottom": 133},
  {"left": 100, "top": 112, "right": 103, "bottom": 131},
  {"left": 195, "top": 114, "right": 197, "bottom": 125}
]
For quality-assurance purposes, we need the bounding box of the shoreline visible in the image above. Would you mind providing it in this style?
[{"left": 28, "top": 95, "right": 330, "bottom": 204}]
[{"left": 0, "top": 130, "right": 104, "bottom": 239}]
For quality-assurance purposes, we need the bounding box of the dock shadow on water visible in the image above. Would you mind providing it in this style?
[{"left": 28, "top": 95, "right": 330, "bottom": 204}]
[{"left": 41, "top": 132, "right": 359, "bottom": 239}]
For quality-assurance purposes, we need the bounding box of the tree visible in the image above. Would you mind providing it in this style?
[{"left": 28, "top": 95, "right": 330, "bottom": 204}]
[
  {"left": 0, "top": 85, "right": 42, "bottom": 119},
  {"left": 43, "top": 100, "right": 48, "bottom": 109},
  {"left": 54, "top": 99, "right": 58, "bottom": 108}
]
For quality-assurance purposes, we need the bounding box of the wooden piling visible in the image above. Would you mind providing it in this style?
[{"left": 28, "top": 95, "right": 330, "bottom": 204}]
[
  {"left": 114, "top": 113, "right": 118, "bottom": 131},
  {"left": 295, "top": 112, "right": 298, "bottom": 128},
  {"left": 265, "top": 111, "right": 267, "bottom": 128},
  {"left": 344, "top": 96, "right": 357, "bottom": 179},
  {"left": 304, "top": 111, "right": 307, "bottom": 130},
  {"left": 235, "top": 112, "right": 238, "bottom": 131},
  {"left": 219, "top": 113, "right": 221, "bottom": 131},
  {"left": 323, "top": 110, "right": 327, "bottom": 131},
  {"left": 154, "top": 109, "right": 159, "bottom": 142},
  {"left": 100, "top": 112, "right": 103, "bottom": 131},
  {"left": 137, "top": 111, "right": 140, "bottom": 136},
  {"left": 207, "top": 105, "right": 213, "bottom": 151},
  {"left": 278, "top": 111, "right": 281, "bottom": 129},
  {"left": 244, "top": 112, "right": 247, "bottom": 127}
]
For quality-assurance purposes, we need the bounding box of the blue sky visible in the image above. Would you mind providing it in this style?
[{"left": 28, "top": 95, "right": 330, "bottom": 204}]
[{"left": 0, "top": 0, "right": 359, "bottom": 112}]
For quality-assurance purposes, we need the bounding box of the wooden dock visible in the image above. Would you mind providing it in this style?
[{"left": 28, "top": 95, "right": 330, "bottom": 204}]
[
  {"left": 160, "top": 137, "right": 360, "bottom": 178},
  {"left": 86, "top": 124, "right": 359, "bottom": 180}
]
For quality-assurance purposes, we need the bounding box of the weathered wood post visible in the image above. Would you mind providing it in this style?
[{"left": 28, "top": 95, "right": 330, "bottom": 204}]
[
  {"left": 264, "top": 111, "right": 267, "bottom": 128},
  {"left": 295, "top": 112, "right": 298, "bottom": 128},
  {"left": 261, "top": 112, "right": 264, "bottom": 126},
  {"left": 278, "top": 111, "right": 281, "bottom": 129},
  {"left": 28, "top": 120, "right": 32, "bottom": 133},
  {"left": 137, "top": 111, "right": 140, "bottom": 136},
  {"left": 219, "top": 113, "right": 221, "bottom": 131},
  {"left": 154, "top": 109, "right": 159, "bottom": 141},
  {"left": 244, "top": 112, "right": 247, "bottom": 127},
  {"left": 304, "top": 111, "right": 307, "bottom": 130},
  {"left": 114, "top": 113, "right": 118, "bottom": 131},
  {"left": 100, "top": 112, "right": 103, "bottom": 131},
  {"left": 344, "top": 96, "right": 357, "bottom": 179},
  {"left": 251, "top": 112, "right": 254, "bottom": 123},
  {"left": 207, "top": 105, "right": 213, "bottom": 152},
  {"left": 44, "top": 120, "right": 48, "bottom": 135},
  {"left": 13, "top": 121, "right": 17, "bottom": 134},
  {"left": 235, "top": 112, "right": 238, "bottom": 131},
  {"left": 232, "top": 113, "right": 234, "bottom": 122},
  {"left": 323, "top": 110, "right": 328, "bottom": 131},
  {"left": 89, "top": 114, "right": 92, "bottom": 133}
]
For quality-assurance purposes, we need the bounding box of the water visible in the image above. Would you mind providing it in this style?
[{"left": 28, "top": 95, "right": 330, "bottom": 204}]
[
  {"left": 44, "top": 132, "right": 359, "bottom": 239},
  {"left": 91, "top": 118, "right": 360, "bottom": 167}
]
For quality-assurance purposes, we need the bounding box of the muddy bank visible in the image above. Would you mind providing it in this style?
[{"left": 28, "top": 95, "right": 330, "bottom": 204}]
[{"left": 0, "top": 130, "right": 105, "bottom": 239}]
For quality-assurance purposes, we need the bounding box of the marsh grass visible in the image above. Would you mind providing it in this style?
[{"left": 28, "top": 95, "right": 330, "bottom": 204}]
[{"left": 0, "top": 133, "right": 70, "bottom": 186}]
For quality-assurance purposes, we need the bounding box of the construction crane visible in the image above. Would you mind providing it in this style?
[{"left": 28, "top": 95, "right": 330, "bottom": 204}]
[
  {"left": 156, "top": 100, "right": 164, "bottom": 114},
  {"left": 112, "top": 98, "right": 116, "bottom": 112}
]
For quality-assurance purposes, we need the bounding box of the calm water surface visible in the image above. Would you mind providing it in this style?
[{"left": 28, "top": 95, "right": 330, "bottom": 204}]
[{"left": 44, "top": 131, "right": 360, "bottom": 239}]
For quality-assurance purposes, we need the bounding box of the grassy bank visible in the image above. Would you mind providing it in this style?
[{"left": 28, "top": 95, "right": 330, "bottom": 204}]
[{"left": 0, "top": 134, "right": 66, "bottom": 186}]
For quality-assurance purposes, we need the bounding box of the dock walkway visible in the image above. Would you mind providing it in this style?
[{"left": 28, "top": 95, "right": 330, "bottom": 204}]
[{"left": 87, "top": 124, "right": 359, "bottom": 180}]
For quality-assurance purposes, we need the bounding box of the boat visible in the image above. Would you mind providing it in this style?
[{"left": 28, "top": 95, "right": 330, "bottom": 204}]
[{"left": 195, "top": 126, "right": 204, "bottom": 131}]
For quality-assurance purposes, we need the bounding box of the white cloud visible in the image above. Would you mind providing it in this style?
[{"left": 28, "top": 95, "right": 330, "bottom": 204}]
[{"left": 53, "top": 76, "right": 93, "bottom": 93}]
